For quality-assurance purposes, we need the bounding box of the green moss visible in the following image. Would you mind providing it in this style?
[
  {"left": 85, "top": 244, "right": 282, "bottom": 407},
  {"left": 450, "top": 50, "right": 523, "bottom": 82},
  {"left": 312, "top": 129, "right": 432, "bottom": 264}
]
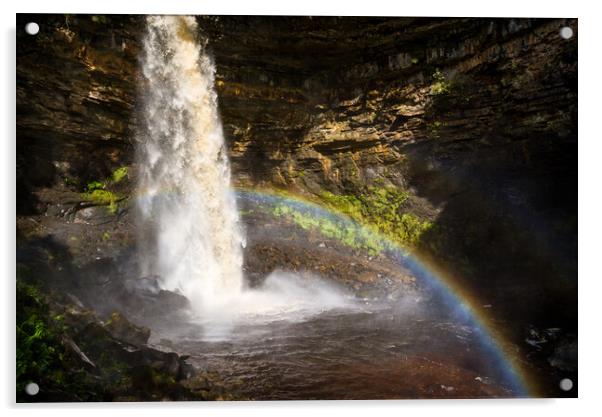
[
  {"left": 86, "top": 181, "right": 104, "bottom": 192},
  {"left": 269, "top": 186, "right": 432, "bottom": 255},
  {"left": 430, "top": 69, "right": 452, "bottom": 96},
  {"left": 111, "top": 167, "right": 128, "bottom": 183},
  {"left": 319, "top": 191, "right": 365, "bottom": 220},
  {"left": 427, "top": 120, "right": 444, "bottom": 139},
  {"left": 63, "top": 176, "right": 79, "bottom": 188},
  {"left": 398, "top": 213, "right": 434, "bottom": 246},
  {"left": 238, "top": 209, "right": 255, "bottom": 217},
  {"left": 16, "top": 280, "right": 66, "bottom": 396},
  {"left": 319, "top": 186, "right": 432, "bottom": 249},
  {"left": 82, "top": 189, "right": 119, "bottom": 214},
  {"left": 81, "top": 166, "right": 129, "bottom": 214},
  {"left": 271, "top": 203, "right": 385, "bottom": 255},
  {"left": 16, "top": 276, "right": 202, "bottom": 401}
]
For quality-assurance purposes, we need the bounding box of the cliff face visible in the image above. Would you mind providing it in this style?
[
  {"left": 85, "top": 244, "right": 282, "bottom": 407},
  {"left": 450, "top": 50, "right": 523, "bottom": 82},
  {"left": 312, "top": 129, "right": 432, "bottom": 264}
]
[
  {"left": 17, "top": 16, "right": 577, "bottom": 196},
  {"left": 16, "top": 14, "right": 577, "bottom": 395},
  {"left": 208, "top": 17, "right": 576, "bottom": 192},
  {"left": 17, "top": 14, "right": 577, "bottom": 286}
]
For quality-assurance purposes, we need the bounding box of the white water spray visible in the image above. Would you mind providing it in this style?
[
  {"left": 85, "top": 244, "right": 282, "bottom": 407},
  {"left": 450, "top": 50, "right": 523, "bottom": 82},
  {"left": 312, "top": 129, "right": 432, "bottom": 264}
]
[
  {"left": 136, "top": 16, "right": 353, "bottom": 327},
  {"left": 137, "top": 16, "right": 244, "bottom": 311}
]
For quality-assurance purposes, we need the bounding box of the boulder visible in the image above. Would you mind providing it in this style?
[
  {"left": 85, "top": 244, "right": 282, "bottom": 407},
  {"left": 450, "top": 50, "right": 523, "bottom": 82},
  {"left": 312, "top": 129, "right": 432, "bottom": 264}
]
[{"left": 103, "top": 311, "right": 151, "bottom": 347}]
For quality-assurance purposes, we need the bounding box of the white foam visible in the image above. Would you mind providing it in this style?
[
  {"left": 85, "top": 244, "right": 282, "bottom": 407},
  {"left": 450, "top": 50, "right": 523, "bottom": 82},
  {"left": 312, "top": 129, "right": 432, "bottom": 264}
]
[{"left": 187, "top": 270, "right": 357, "bottom": 340}]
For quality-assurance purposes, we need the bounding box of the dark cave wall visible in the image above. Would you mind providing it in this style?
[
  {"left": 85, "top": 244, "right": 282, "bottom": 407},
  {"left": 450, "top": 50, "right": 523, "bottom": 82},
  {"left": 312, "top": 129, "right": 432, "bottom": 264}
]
[{"left": 16, "top": 14, "right": 142, "bottom": 213}]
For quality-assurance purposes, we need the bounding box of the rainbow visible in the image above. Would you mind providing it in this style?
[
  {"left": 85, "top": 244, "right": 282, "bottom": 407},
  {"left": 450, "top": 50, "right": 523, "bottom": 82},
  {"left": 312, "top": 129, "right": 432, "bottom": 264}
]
[{"left": 235, "top": 187, "right": 536, "bottom": 397}]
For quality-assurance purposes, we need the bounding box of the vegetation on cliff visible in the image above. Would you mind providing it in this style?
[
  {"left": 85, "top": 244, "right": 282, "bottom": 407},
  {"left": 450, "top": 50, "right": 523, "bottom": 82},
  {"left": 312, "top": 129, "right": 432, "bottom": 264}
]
[
  {"left": 16, "top": 277, "right": 71, "bottom": 400},
  {"left": 80, "top": 167, "right": 129, "bottom": 214},
  {"left": 17, "top": 268, "right": 235, "bottom": 402},
  {"left": 269, "top": 186, "right": 434, "bottom": 255},
  {"left": 272, "top": 203, "right": 386, "bottom": 255},
  {"left": 319, "top": 187, "right": 433, "bottom": 247}
]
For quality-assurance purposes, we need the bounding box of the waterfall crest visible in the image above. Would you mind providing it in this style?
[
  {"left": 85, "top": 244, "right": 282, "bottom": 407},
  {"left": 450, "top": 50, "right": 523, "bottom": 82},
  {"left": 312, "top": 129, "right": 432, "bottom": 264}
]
[{"left": 137, "top": 16, "right": 245, "bottom": 312}]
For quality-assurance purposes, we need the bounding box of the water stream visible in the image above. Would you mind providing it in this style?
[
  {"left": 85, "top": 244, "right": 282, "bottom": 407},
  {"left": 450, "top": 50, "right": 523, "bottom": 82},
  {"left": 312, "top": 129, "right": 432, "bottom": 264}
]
[
  {"left": 137, "top": 16, "right": 245, "bottom": 313},
  {"left": 137, "top": 16, "right": 355, "bottom": 322}
]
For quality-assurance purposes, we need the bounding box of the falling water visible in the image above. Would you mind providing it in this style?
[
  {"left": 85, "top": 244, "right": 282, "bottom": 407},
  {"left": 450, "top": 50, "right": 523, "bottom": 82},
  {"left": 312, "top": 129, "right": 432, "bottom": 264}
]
[
  {"left": 136, "top": 16, "right": 245, "bottom": 312},
  {"left": 135, "top": 16, "right": 353, "bottom": 327}
]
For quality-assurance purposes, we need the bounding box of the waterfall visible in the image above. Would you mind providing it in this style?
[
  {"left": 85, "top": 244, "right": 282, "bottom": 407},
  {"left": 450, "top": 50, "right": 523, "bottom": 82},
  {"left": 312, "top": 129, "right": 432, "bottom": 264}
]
[
  {"left": 135, "top": 16, "right": 352, "bottom": 330},
  {"left": 136, "top": 16, "right": 245, "bottom": 312}
]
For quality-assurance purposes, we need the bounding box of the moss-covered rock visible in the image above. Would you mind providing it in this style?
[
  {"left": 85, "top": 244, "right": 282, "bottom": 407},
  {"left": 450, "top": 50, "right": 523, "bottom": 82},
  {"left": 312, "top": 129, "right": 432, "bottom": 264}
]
[{"left": 16, "top": 278, "right": 234, "bottom": 402}]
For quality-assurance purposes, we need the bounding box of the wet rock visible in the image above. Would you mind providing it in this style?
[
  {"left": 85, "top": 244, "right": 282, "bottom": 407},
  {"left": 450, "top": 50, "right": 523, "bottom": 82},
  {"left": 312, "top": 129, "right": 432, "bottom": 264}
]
[
  {"left": 74, "top": 206, "right": 116, "bottom": 225},
  {"left": 178, "top": 358, "right": 196, "bottom": 380},
  {"left": 151, "top": 290, "right": 190, "bottom": 312},
  {"left": 66, "top": 292, "right": 85, "bottom": 308},
  {"left": 70, "top": 265, "right": 190, "bottom": 322},
  {"left": 61, "top": 334, "right": 96, "bottom": 369},
  {"left": 130, "top": 365, "right": 158, "bottom": 392},
  {"left": 474, "top": 376, "right": 492, "bottom": 385},
  {"left": 14, "top": 284, "right": 206, "bottom": 402},
  {"left": 103, "top": 311, "right": 151, "bottom": 347},
  {"left": 70, "top": 310, "right": 197, "bottom": 385},
  {"left": 124, "top": 275, "right": 161, "bottom": 294},
  {"left": 181, "top": 370, "right": 245, "bottom": 400},
  {"left": 358, "top": 271, "right": 378, "bottom": 283},
  {"left": 525, "top": 327, "right": 548, "bottom": 349},
  {"left": 548, "top": 340, "right": 577, "bottom": 372},
  {"left": 121, "top": 276, "right": 190, "bottom": 315}
]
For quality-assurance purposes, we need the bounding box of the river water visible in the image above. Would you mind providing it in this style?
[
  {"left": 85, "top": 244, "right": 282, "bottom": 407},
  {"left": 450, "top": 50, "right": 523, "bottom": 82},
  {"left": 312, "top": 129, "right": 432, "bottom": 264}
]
[{"left": 150, "top": 299, "right": 519, "bottom": 399}]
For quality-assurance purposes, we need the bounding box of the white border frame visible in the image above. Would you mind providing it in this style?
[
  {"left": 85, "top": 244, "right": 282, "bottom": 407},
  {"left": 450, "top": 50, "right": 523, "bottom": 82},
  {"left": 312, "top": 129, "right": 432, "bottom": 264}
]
[{"left": 3, "top": 1, "right": 597, "bottom": 416}]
